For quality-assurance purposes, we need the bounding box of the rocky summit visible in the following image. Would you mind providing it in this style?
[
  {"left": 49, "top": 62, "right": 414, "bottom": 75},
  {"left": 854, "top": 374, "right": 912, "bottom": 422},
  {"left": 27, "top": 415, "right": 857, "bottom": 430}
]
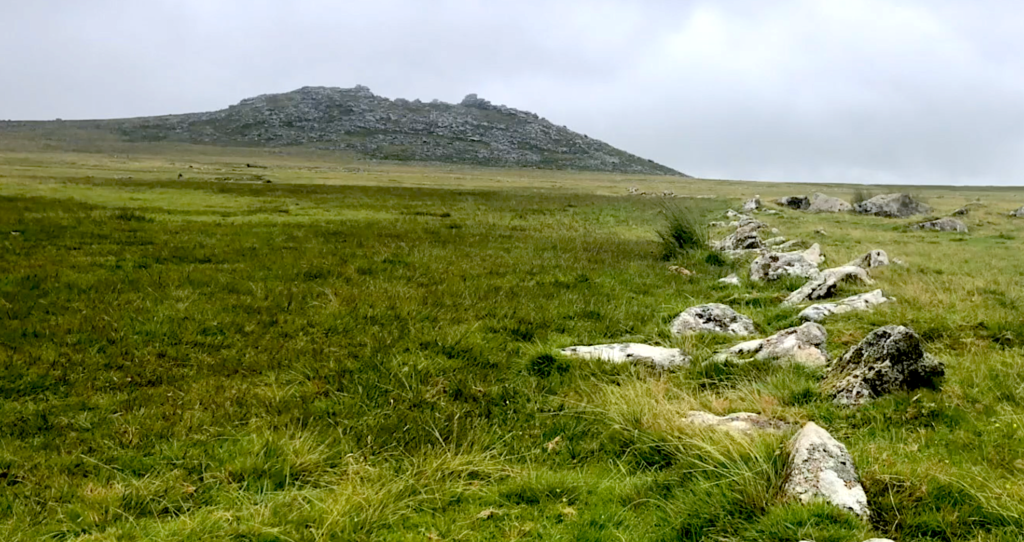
[{"left": 11, "top": 86, "right": 684, "bottom": 175}]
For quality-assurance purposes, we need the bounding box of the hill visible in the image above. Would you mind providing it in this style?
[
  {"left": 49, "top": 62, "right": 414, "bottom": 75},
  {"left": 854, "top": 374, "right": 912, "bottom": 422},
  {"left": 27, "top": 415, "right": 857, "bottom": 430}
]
[{"left": 0, "top": 86, "right": 685, "bottom": 175}]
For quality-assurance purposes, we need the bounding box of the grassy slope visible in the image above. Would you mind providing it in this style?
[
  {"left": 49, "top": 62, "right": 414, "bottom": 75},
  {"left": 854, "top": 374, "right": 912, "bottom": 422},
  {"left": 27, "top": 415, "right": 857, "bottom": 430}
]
[{"left": 1, "top": 144, "right": 1024, "bottom": 541}]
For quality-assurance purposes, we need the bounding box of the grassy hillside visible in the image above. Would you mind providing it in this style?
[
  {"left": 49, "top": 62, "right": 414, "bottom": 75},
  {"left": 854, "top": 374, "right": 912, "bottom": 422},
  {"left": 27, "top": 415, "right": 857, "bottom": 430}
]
[{"left": 2, "top": 147, "right": 1024, "bottom": 540}]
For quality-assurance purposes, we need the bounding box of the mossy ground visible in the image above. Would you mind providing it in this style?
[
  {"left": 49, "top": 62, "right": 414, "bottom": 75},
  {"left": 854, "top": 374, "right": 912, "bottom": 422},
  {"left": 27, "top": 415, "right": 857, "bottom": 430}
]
[{"left": 1, "top": 143, "right": 1024, "bottom": 540}]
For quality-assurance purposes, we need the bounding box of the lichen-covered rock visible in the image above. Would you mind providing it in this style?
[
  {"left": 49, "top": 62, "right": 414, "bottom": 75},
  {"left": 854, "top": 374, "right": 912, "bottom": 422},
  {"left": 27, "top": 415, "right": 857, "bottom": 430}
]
[
  {"left": 808, "top": 193, "right": 852, "bottom": 213},
  {"left": 670, "top": 303, "right": 756, "bottom": 336},
  {"left": 776, "top": 195, "right": 811, "bottom": 210},
  {"left": 782, "top": 422, "right": 870, "bottom": 518},
  {"left": 912, "top": 217, "right": 968, "bottom": 233},
  {"left": 713, "top": 222, "right": 765, "bottom": 252},
  {"left": 854, "top": 193, "right": 930, "bottom": 218},
  {"left": 717, "top": 322, "right": 829, "bottom": 367},
  {"left": 750, "top": 244, "right": 823, "bottom": 282},
  {"left": 822, "top": 326, "right": 945, "bottom": 406},
  {"left": 784, "top": 266, "right": 874, "bottom": 306},
  {"left": 845, "top": 250, "right": 889, "bottom": 269},
  {"left": 799, "top": 290, "right": 893, "bottom": 322},
  {"left": 742, "top": 195, "right": 762, "bottom": 213},
  {"left": 683, "top": 411, "right": 792, "bottom": 433},
  {"left": 1011, "top": 206, "right": 1024, "bottom": 218},
  {"left": 560, "top": 343, "right": 691, "bottom": 370}
]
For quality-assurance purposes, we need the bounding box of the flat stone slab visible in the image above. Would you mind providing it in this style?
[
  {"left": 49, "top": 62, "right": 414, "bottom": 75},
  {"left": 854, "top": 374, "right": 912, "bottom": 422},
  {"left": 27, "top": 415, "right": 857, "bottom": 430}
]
[
  {"left": 912, "top": 217, "right": 968, "bottom": 233},
  {"left": 671, "top": 303, "right": 756, "bottom": 336},
  {"left": 782, "top": 422, "right": 870, "bottom": 518},
  {"left": 799, "top": 290, "right": 893, "bottom": 322},
  {"left": 683, "top": 411, "right": 793, "bottom": 433},
  {"left": 560, "top": 343, "right": 691, "bottom": 370},
  {"left": 717, "top": 322, "right": 829, "bottom": 368},
  {"left": 784, "top": 266, "right": 874, "bottom": 306}
]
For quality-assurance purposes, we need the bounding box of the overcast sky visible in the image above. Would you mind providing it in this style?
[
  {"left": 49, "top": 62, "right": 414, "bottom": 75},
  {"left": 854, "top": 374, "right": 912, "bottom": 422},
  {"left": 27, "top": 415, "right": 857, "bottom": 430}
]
[{"left": 3, "top": 0, "right": 1024, "bottom": 185}]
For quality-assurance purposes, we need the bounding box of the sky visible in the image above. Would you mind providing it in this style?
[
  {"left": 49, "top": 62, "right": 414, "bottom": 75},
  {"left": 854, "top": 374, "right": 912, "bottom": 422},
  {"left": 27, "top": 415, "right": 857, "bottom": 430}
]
[{"left": 3, "top": 0, "right": 1024, "bottom": 185}]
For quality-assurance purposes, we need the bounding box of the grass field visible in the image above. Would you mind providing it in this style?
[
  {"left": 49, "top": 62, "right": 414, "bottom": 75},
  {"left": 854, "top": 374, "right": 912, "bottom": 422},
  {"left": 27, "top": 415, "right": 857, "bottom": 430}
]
[{"left": 2, "top": 143, "right": 1024, "bottom": 541}]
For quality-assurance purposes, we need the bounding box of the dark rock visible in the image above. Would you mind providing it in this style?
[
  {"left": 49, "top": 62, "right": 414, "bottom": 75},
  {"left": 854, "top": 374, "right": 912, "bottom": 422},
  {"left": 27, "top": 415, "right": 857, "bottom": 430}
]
[
  {"left": 822, "top": 326, "right": 945, "bottom": 406},
  {"left": 776, "top": 195, "right": 811, "bottom": 210}
]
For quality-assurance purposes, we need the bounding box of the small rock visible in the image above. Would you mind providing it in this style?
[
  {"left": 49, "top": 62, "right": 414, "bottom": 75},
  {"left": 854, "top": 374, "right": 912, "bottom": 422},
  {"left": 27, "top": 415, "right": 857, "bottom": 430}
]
[
  {"left": 822, "top": 325, "right": 945, "bottom": 406},
  {"left": 770, "top": 227, "right": 781, "bottom": 235},
  {"left": 845, "top": 250, "right": 889, "bottom": 269},
  {"left": 808, "top": 193, "right": 852, "bottom": 213},
  {"left": 750, "top": 244, "right": 824, "bottom": 282},
  {"left": 776, "top": 195, "right": 811, "bottom": 210},
  {"left": 718, "top": 273, "right": 742, "bottom": 286},
  {"left": 782, "top": 422, "right": 870, "bottom": 518},
  {"left": 912, "top": 217, "right": 968, "bottom": 233},
  {"left": 815, "top": 229, "right": 828, "bottom": 236},
  {"left": 799, "top": 290, "right": 893, "bottom": 322},
  {"left": 762, "top": 209, "right": 781, "bottom": 215},
  {"left": 670, "top": 303, "right": 756, "bottom": 336},
  {"left": 713, "top": 222, "right": 765, "bottom": 252},
  {"left": 784, "top": 266, "right": 874, "bottom": 306},
  {"left": 668, "top": 266, "right": 692, "bottom": 276},
  {"left": 708, "top": 221, "right": 727, "bottom": 228},
  {"left": 683, "top": 411, "right": 792, "bottom": 433},
  {"left": 951, "top": 207, "right": 969, "bottom": 216},
  {"left": 717, "top": 322, "right": 829, "bottom": 367},
  {"left": 725, "top": 210, "right": 749, "bottom": 219},
  {"left": 775, "top": 240, "right": 802, "bottom": 251},
  {"left": 561, "top": 343, "right": 691, "bottom": 370},
  {"left": 1010, "top": 205, "right": 1024, "bottom": 218},
  {"left": 628, "top": 186, "right": 639, "bottom": 195},
  {"left": 763, "top": 236, "right": 787, "bottom": 247},
  {"left": 854, "top": 193, "right": 930, "bottom": 218},
  {"left": 742, "top": 195, "right": 762, "bottom": 213}
]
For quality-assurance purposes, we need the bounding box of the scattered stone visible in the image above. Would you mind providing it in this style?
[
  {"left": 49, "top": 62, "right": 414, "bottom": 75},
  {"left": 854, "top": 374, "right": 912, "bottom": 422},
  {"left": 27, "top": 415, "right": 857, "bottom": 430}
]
[
  {"left": 718, "top": 274, "right": 742, "bottom": 286},
  {"left": 762, "top": 209, "right": 781, "bottom": 215},
  {"left": 845, "top": 250, "right": 889, "bottom": 270},
  {"left": 764, "top": 236, "right": 787, "bottom": 247},
  {"left": 662, "top": 190, "right": 674, "bottom": 197},
  {"left": 854, "top": 193, "right": 930, "bottom": 218},
  {"left": 775, "top": 240, "right": 802, "bottom": 251},
  {"left": 668, "top": 266, "right": 692, "bottom": 276},
  {"left": 670, "top": 303, "right": 756, "bottom": 336},
  {"left": 560, "top": 343, "right": 691, "bottom": 370},
  {"left": 822, "top": 326, "right": 945, "bottom": 406},
  {"left": 713, "top": 222, "right": 765, "bottom": 251},
  {"left": 717, "top": 322, "right": 829, "bottom": 367},
  {"left": 808, "top": 193, "right": 852, "bottom": 213},
  {"left": 1011, "top": 206, "right": 1024, "bottom": 218},
  {"left": 726, "top": 210, "right": 749, "bottom": 219},
  {"left": 742, "top": 195, "right": 762, "bottom": 213},
  {"left": 912, "top": 217, "right": 968, "bottom": 233},
  {"left": 770, "top": 227, "right": 781, "bottom": 235},
  {"left": 783, "top": 266, "right": 874, "bottom": 306},
  {"left": 951, "top": 207, "right": 969, "bottom": 216},
  {"left": 683, "top": 411, "right": 792, "bottom": 433},
  {"left": 815, "top": 229, "right": 828, "bottom": 236},
  {"left": 776, "top": 195, "right": 811, "bottom": 210},
  {"left": 628, "top": 186, "right": 639, "bottom": 195},
  {"left": 799, "top": 290, "right": 893, "bottom": 322},
  {"left": 750, "top": 244, "right": 823, "bottom": 282},
  {"left": 708, "top": 221, "right": 727, "bottom": 228},
  {"left": 783, "top": 422, "right": 869, "bottom": 518}
]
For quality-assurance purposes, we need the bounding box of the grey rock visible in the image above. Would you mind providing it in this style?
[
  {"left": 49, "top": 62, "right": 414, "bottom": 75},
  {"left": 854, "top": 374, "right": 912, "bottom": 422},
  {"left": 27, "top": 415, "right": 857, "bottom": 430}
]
[
  {"left": 742, "top": 195, "right": 762, "bottom": 213},
  {"left": 718, "top": 273, "right": 742, "bottom": 286},
  {"left": 845, "top": 250, "right": 889, "bottom": 269},
  {"left": 683, "top": 411, "right": 793, "bottom": 433},
  {"left": 726, "top": 209, "right": 749, "bottom": 219},
  {"left": 912, "top": 217, "right": 968, "bottom": 233},
  {"left": 762, "top": 209, "right": 781, "bottom": 215},
  {"left": 775, "top": 239, "right": 803, "bottom": 251},
  {"left": 750, "top": 244, "right": 824, "bottom": 282},
  {"left": 951, "top": 207, "right": 969, "bottom": 216},
  {"left": 854, "top": 193, "right": 930, "bottom": 218},
  {"left": 764, "top": 236, "right": 787, "bottom": 247},
  {"left": 718, "top": 322, "right": 829, "bottom": 368},
  {"left": 799, "top": 290, "right": 893, "bottom": 322},
  {"left": 784, "top": 266, "right": 874, "bottom": 306},
  {"left": 822, "top": 326, "right": 945, "bottom": 406},
  {"left": 670, "top": 303, "right": 756, "bottom": 336},
  {"left": 1011, "top": 206, "right": 1024, "bottom": 218},
  {"left": 707, "top": 221, "right": 728, "bottom": 228},
  {"left": 714, "top": 222, "right": 765, "bottom": 252},
  {"left": 776, "top": 195, "right": 811, "bottom": 210},
  {"left": 808, "top": 193, "right": 852, "bottom": 213},
  {"left": 782, "top": 422, "right": 870, "bottom": 518},
  {"left": 561, "top": 343, "right": 691, "bottom": 370}
]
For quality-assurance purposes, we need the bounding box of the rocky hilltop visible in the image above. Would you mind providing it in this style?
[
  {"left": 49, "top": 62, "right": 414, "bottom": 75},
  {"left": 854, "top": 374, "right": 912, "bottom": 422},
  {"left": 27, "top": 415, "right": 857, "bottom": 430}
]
[{"left": 7, "top": 86, "right": 684, "bottom": 175}]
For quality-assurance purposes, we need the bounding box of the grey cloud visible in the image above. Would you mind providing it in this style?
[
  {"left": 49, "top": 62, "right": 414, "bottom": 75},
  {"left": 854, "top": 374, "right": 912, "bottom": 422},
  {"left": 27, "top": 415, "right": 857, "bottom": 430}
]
[{"left": 2, "top": 0, "right": 1023, "bottom": 184}]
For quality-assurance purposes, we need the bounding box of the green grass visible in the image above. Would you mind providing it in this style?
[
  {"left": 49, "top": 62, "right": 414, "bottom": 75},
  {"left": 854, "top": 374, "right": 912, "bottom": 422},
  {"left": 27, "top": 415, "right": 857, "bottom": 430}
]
[{"left": 1, "top": 147, "right": 1024, "bottom": 540}]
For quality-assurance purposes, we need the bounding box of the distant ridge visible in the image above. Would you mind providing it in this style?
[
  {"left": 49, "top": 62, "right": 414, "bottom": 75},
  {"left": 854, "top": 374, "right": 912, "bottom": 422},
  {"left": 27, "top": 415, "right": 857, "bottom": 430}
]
[{"left": 0, "top": 86, "right": 685, "bottom": 176}]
